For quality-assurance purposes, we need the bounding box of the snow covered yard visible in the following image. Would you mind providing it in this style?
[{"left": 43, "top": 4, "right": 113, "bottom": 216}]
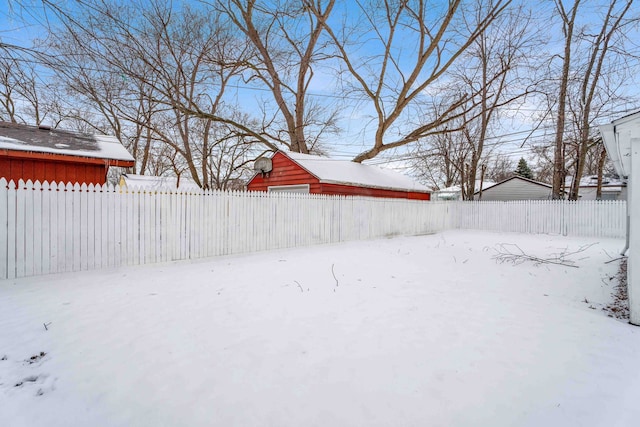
[{"left": 1, "top": 230, "right": 638, "bottom": 427}]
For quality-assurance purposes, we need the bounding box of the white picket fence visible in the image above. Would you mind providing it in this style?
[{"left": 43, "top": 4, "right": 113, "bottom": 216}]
[
  {"left": 0, "top": 178, "right": 627, "bottom": 279},
  {"left": 0, "top": 179, "right": 450, "bottom": 279},
  {"left": 450, "top": 200, "right": 627, "bottom": 238}
]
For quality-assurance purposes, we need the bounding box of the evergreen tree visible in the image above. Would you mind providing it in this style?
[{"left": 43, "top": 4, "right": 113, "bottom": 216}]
[{"left": 515, "top": 158, "right": 533, "bottom": 179}]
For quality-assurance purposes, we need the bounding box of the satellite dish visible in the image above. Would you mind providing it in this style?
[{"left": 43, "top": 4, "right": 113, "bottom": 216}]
[{"left": 254, "top": 157, "right": 273, "bottom": 173}]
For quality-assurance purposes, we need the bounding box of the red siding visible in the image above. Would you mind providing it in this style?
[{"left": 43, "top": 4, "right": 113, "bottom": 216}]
[
  {"left": 0, "top": 156, "right": 110, "bottom": 185},
  {"left": 247, "top": 152, "right": 322, "bottom": 191},
  {"left": 44, "top": 161, "right": 56, "bottom": 180},
  {"left": 408, "top": 192, "right": 430, "bottom": 201},
  {"left": 10, "top": 157, "right": 22, "bottom": 178},
  {"left": 247, "top": 152, "right": 430, "bottom": 200}
]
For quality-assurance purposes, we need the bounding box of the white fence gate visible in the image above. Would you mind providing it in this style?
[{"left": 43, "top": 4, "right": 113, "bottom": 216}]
[{"left": 0, "top": 178, "right": 627, "bottom": 279}]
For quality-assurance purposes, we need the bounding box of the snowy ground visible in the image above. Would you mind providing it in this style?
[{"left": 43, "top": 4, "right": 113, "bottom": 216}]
[{"left": 1, "top": 230, "right": 639, "bottom": 427}]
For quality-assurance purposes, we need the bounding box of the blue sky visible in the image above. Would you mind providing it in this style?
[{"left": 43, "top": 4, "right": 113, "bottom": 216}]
[
  {"left": 1, "top": 1, "right": 639, "bottom": 169},
  {"left": 1, "top": 2, "right": 29, "bottom": 48}
]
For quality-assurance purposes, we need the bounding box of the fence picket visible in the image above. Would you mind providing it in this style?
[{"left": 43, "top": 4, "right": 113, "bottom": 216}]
[
  {"left": 80, "top": 184, "right": 89, "bottom": 271},
  {"left": 71, "top": 183, "right": 81, "bottom": 272},
  {"left": 0, "top": 179, "right": 8, "bottom": 279},
  {"left": 24, "top": 180, "right": 35, "bottom": 277},
  {"left": 15, "top": 180, "right": 28, "bottom": 278},
  {"left": 63, "top": 182, "right": 73, "bottom": 273},
  {"left": 40, "top": 181, "right": 50, "bottom": 275},
  {"left": 49, "top": 182, "right": 59, "bottom": 274},
  {"left": 32, "top": 181, "right": 43, "bottom": 276}
]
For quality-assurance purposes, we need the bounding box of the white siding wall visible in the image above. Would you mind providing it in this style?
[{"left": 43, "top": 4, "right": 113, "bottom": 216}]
[{"left": 477, "top": 179, "right": 552, "bottom": 201}]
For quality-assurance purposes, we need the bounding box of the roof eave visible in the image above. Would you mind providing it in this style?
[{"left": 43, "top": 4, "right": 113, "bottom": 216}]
[{"left": 0, "top": 148, "right": 135, "bottom": 167}]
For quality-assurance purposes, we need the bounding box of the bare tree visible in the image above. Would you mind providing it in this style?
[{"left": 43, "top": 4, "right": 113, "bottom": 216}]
[
  {"left": 455, "top": 2, "right": 538, "bottom": 198},
  {"left": 0, "top": 54, "right": 21, "bottom": 123},
  {"left": 0, "top": 53, "right": 48, "bottom": 125},
  {"left": 550, "top": 0, "right": 580, "bottom": 198},
  {"left": 527, "top": 143, "right": 554, "bottom": 184},
  {"left": 484, "top": 154, "right": 515, "bottom": 183},
  {"left": 550, "top": 0, "right": 636, "bottom": 200},
  {"left": 40, "top": 0, "right": 260, "bottom": 188},
  {"left": 208, "top": 0, "right": 339, "bottom": 154},
  {"left": 308, "top": 0, "right": 511, "bottom": 163},
  {"left": 565, "top": 0, "right": 635, "bottom": 200},
  {"left": 411, "top": 1, "right": 537, "bottom": 198},
  {"left": 411, "top": 128, "right": 470, "bottom": 190}
]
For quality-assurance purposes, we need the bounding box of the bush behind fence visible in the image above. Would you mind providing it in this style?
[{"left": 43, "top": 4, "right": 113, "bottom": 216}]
[{"left": 0, "top": 178, "right": 627, "bottom": 279}]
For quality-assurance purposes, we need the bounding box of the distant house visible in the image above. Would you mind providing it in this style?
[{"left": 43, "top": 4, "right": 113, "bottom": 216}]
[
  {"left": 247, "top": 151, "right": 431, "bottom": 200},
  {"left": 565, "top": 175, "right": 626, "bottom": 200},
  {"left": 0, "top": 122, "right": 134, "bottom": 185},
  {"left": 432, "top": 180, "right": 496, "bottom": 201},
  {"left": 119, "top": 173, "right": 201, "bottom": 191},
  {"left": 473, "top": 176, "right": 560, "bottom": 201}
]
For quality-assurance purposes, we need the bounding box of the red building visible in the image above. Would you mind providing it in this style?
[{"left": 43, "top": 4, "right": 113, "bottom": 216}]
[
  {"left": 247, "top": 151, "right": 431, "bottom": 200},
  {"left": 0, "top": 122, "right": 134, "bottom": 185}
]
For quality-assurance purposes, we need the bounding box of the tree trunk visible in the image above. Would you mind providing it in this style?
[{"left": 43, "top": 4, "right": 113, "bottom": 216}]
[{"left": 552, "top": 0, "right": 580, "bottom": 199}]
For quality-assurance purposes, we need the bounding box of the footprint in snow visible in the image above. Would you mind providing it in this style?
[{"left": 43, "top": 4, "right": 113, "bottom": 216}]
[
  {"left": 14, "top": 373, "right": 56, "bottom": 396},
  {"left": 3, "top": 352, "right": 56, "bottom": 397}
]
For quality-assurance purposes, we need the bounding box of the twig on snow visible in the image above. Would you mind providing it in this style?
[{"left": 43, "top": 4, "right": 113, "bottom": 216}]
[
  {"left": 294, "top": 281, "right": 304, "bottom": 293},
  {"left": 491, "top": 243, "right": 597, "bottom": 268},
  {"left": 331, "top": 264, "right": 339, "bottom": 287}
]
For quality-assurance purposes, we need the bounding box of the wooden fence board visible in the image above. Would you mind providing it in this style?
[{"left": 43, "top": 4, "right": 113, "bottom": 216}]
[{"left": 0, "top": 179, "right": 8, "bottom": 279}]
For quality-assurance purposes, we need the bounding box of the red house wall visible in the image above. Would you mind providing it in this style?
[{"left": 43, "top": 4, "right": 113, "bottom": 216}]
[
  {"left": 247, "top": 152, "right": 430, "bottom": 200},
  {"left": 247, "top": 152, "right": 322, "bottom": 192},
  {"left": 0, "top": 151, "right": 123, "bottom": 185}
]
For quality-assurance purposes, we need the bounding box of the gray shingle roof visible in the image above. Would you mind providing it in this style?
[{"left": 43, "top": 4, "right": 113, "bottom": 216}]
[{"left": 0, "top": 121, "right": 134, "bottom": 162}]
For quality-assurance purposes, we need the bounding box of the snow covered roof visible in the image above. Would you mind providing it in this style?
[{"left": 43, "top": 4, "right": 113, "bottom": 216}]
[
  {"left": 564, "top": 174, "right": 625, "bottom": 189},
  {"left": 120, "top": 174, "right": 201, "bottom": 190},
  {"left": 0, "top": 121, "right": 134, "bottom": 163},
  {"left": 432, "top": 181, "right": 496, "bottom": 200},
  {"left": 282, "top": 151, "right": 431, "bottom": 193},
  {"left": 434, "top": 185, "right": 461, "bottom": 194},
  {"left": 437, "top": 180, "right": 496, "bottom": 194}
]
